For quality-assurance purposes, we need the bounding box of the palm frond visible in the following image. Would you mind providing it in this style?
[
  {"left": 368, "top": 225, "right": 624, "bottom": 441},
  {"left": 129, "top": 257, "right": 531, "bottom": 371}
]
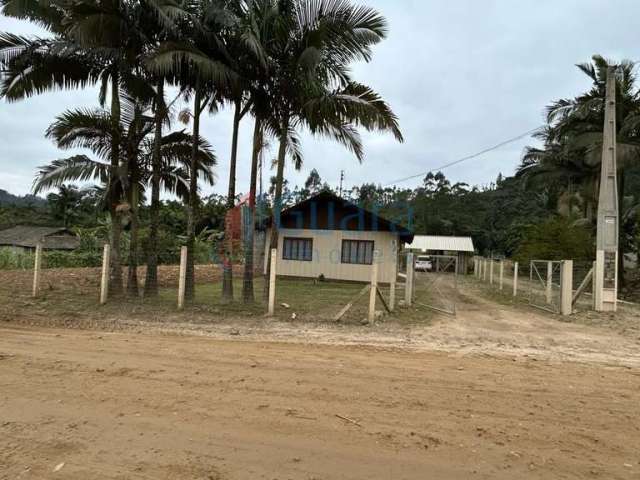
[{"left": 33, "top": 155, "right": 110, "bottom": 194}]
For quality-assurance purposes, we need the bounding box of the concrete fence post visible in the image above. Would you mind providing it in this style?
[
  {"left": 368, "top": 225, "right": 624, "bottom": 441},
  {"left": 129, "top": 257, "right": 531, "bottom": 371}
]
[
  {"left": 499, "top": 261, "right": 504, "bottom": 291},
  {"left": 32, "top": 243, "right": 43, "bottom": 298},
  {"left": 177, "top": 246, "right": 187, "bottom": 310},
  {"left": 389, "top": 280, "right": 396, "bottom": 312},
  {"left": 100, "top": 243, "right": 110, "bottom": 305},
  {"left": 560, "top": 260, "right": 573, "bottom": 316},
  {"left": 483, "top": 259, "right": 488, "bottom": 282},
  {"left": 405, "top": 252, "right": 414, "bottom": 306},
  {"left": 546, "top": 261, "right": 553, "bottom": 304},
  {"left": 513, "top": 262, "right": 519, "bottom": 297},
  {"left": 368, "top": 261, "right": 379, "bottom": 324},
  {"left": 592, "top": 260, "right": 597, "bottom": 310},
  {"left": 267, "top": 248, "right": 277, "bottom": 316},
  {"left": 489, "top": 259, "right": 494, "bottom": 285}
]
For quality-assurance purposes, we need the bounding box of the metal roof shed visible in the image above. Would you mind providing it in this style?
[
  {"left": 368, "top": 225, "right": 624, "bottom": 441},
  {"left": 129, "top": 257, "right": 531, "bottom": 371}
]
[
  {"left": 406, "top": 236, "right": 474, "bottom": 253},
  {"left": 406, "top": 236, "right": 475, "bottom": 275}
]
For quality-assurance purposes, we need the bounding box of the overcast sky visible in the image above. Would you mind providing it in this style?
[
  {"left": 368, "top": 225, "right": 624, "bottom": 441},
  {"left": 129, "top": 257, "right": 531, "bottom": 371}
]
[{"left": 1, "top": 0, "right": 638, "bottom": 198}]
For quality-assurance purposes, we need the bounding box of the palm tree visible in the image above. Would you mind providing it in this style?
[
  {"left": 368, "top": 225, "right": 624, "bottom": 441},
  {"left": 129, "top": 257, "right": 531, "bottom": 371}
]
[
  {"left": 259, "top": 0, "right": 404, "bottom": 300},
  {"left": 146, "top": 0, "right": 238, "bottom": 301},
  {"left": 33, "top": 97, "right": 217, "bottom": 295},
  {"left": 522, "top": 55, "right": 640, "bottom": 285},
  {"left": 47, "top": 185, "right": 84, "bottom": 227}
]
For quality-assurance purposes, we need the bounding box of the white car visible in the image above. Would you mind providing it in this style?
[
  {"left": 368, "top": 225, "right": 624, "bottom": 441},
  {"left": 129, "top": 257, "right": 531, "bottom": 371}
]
[{"left": 415, "top": 256, "right": 432, "bottom": 272}]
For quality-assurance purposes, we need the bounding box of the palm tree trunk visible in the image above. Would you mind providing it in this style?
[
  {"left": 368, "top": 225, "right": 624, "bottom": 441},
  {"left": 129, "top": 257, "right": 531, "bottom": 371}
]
[
  {"left": 185, "top": 84, "right": 202, "bottom": 301},
  {"left": 127, "top": 181, "right": 140, "bottom": 297},
  {"left": 109, "top": 72, "right": 123, "bottom": 296},
  {"left": 144, "top": 79, "right": 164, "bottom": 297},
  {"left": 242, "top": 117, "right": 262, "bottom": 304},
  {"left": 263, "top": 117, "right": 289, "bottom": 301},
  {"left": 222, "top": 100, "right": 242, "bottom": 301}
]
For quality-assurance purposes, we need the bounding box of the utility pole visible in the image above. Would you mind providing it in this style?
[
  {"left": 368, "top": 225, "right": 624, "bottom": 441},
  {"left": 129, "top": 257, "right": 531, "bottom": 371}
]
[
  {"left": 594, "top": 66, "right": 619, "bottom": 312},
  {"left": 339, "top": 170, "right": 344, "bottom": 197}
]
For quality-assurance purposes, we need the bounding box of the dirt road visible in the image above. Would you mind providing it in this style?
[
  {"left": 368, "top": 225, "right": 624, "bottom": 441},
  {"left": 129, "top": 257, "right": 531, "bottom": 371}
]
[{"left": 1, "top": 326, "right": 639, "bottom": 480}]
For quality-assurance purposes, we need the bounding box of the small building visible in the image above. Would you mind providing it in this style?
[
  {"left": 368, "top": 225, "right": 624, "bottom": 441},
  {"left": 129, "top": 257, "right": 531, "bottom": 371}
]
[
  {"left": 406, "top": 235, "right": 475, "bottom": 274},
  {"left": 0, "top": 226, "right": 80, "bottom": 252},
  {"left": 263, "top": 191, "right": 413, "bottom": 283}
]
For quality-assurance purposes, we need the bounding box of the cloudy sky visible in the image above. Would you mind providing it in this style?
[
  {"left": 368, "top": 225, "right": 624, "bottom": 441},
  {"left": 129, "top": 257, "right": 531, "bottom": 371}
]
[{"left": 0, "top": 0, "right": 638, "bottom": 198}]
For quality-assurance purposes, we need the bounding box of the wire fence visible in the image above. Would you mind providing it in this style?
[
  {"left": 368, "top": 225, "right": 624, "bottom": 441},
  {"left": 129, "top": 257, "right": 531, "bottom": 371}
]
[{"left": 473, "top": 256, "right": 596, "bottom": 315}]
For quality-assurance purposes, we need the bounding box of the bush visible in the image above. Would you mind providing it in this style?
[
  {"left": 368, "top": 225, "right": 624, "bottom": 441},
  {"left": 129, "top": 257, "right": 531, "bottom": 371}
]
[
  {"left": 0, "top": 248, "right": 35, "bottom": 270},
  {"left": 514, "top": 217, "right": 594, "bottom": 264},
  {"left": 43, "top": 250, "right": 103, "bottom": 268}
]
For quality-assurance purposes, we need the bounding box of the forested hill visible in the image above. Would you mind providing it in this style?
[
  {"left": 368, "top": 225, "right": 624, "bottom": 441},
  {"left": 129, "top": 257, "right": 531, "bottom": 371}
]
[{"left": 0, "top": 189, "right": 45, "bottom": 207}]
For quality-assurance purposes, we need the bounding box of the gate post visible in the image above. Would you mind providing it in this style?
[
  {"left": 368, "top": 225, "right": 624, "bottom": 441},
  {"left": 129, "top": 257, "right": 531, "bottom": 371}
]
[
  {"left": 499, "top": 261, "right": 504, "bottom": 290},
  {"left": 513, "top": 262, "right": 519, "bottom": 297},
  {"left": 483, "top": 259, "right": 488, "bottom": 281},
  {"left": 560, "top": 260, "right": 573, "bottom": 316},
  {"left": 546, "top": 261, "right": 553, "bottom": 304},
  {"left": 405, "top": 252, "right": 414, "bottom": 306}
]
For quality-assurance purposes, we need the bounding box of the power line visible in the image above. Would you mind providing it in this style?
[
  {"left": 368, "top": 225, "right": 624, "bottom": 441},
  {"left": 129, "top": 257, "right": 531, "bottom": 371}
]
[{"left": 382, "top": 127, "right": 540, "bottom": 187}]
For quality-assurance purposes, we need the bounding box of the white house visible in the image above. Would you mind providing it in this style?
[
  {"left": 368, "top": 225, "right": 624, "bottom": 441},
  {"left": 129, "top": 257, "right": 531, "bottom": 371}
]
[{"left": 263, "top": 191, "right": 414, "bottom": 283}]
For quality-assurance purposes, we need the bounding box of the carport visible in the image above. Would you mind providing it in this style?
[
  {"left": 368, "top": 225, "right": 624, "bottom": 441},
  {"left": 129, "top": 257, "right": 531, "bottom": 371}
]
[{"left": 405, "top": 235, "right": 475, "bottom": 274}]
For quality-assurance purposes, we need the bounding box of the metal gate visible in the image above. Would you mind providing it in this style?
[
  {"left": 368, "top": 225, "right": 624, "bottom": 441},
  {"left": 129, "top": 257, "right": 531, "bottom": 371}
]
[
  {"left": 414, "top": 255, "right": 458, "bottom": 315},
  {"left": 528, "top": 260, "right": 562, "bottom": 313}
]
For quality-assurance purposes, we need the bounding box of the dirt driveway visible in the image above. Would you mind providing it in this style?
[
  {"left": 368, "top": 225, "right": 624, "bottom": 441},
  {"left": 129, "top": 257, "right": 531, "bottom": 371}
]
[
  {"left": 1, "top": 269, "right": 640, "bottom": 479},
  {"left": 1, "top": 325, "right": 639, "bottom": 480}
]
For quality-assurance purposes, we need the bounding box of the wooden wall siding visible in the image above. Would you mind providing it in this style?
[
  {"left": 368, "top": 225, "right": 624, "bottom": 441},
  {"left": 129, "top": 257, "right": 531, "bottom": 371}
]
[{"left": 264, "top": 228, "right": 399, "bottom": 283}]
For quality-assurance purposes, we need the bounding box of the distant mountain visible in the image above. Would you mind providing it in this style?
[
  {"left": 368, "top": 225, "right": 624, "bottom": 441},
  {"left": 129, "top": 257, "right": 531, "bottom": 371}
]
[{"left": 0, "top": 189, "right": 46, "bottom": 207}]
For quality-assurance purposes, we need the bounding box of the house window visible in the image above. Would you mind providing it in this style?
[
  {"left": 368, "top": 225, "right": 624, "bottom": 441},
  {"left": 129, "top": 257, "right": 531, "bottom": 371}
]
[
  {"left": 341, "top": 240, "right": 374, "bottom": 265},
  {"left": 283, "top": 237, "right": 313, "bottom": 261}
]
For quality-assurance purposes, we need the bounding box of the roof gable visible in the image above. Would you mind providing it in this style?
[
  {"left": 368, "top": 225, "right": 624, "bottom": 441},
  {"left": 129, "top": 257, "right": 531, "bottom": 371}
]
[{"left": 270, "top": 191, "right": 414, "bottom": 241}]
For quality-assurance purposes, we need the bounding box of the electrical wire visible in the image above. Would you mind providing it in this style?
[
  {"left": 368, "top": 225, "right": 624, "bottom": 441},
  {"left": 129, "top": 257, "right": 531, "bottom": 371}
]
[{"left": 381, "top": 127, "right": 540, "bottom": 187}]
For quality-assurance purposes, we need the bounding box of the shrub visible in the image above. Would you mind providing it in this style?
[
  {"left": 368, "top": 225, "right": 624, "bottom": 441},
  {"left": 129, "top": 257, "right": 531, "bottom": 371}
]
[{"left": 514, "top": 217, "right": 594, "bottom": 264}]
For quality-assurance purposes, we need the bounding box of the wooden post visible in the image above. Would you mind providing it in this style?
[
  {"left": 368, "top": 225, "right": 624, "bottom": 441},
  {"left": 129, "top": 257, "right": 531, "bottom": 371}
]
[
  {"left": 368, "top": 261, "right": 379, "bottom": 324},
  {"left": 32, "top": 243, "right": 43, "bottom": 298},
  {"left": 405, "top": 252, "right": 414, "bottom": 306},
  {"left": 177, "top": 246, "right": 187, "bottom": 310},
  {"left": 100, "top": 243, "right": 110, "bottom": 305},
  {"left": 546, "top": 261, "right": 553, "bottom": 304},
  {"left": 560, "top": 260, "right": 573, "bottom": 316},
  {"left": 513, "top": 262, "right": 519, "bottom": 297},
  {"left": 483, "top": 259, "right": 488, "bottom": 281},
  {"left": 499, "top": 261, "right": 504, "bottom": 290},
  {"left": 267, "top": 248, "right": 277, "bottom": 316},
  {"left": 389, "top": 280, "right": 396, "bottom": 311}
]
